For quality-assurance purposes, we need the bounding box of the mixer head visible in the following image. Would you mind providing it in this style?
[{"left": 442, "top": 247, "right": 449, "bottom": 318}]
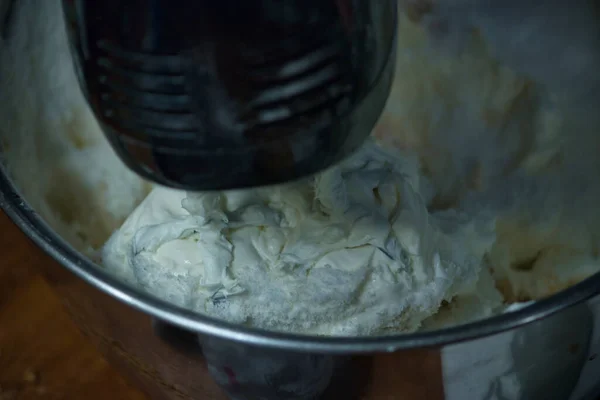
[{"left": 62, "top": 0, "right": 397, "bottom": 190}]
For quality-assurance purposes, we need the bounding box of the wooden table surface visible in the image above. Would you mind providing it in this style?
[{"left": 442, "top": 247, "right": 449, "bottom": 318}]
[{"left": 0, "top": 211, "right": 148, "bottom": 400}]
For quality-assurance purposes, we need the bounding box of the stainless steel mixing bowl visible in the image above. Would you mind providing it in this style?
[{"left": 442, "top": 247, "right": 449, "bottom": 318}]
[{"left": 1, "top": 1, "right": 600, "bottom": 399}]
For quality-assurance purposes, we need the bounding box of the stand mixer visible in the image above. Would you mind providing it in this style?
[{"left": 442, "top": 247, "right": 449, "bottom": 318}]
[{"left": 60, "top": 0, "right": 398, "bottom": 190}]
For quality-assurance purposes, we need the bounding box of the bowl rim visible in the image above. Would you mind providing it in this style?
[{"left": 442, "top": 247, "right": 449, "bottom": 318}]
[{"left": 1, "top": 164, "right": 599, "bottom": 354}]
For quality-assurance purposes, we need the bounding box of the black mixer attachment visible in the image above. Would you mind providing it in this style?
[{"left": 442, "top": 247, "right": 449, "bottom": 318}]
[{"left": 62, "top": 0, "right": 397, "bottom": 190}]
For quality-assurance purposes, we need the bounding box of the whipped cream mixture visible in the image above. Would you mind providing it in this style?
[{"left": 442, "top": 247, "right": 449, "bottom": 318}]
[
  {"left": 100, "top": 10, "right": 600, "bottom": 334},
  {"left": 103, "top": 141, "right": 501, "bottom": 335}
]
